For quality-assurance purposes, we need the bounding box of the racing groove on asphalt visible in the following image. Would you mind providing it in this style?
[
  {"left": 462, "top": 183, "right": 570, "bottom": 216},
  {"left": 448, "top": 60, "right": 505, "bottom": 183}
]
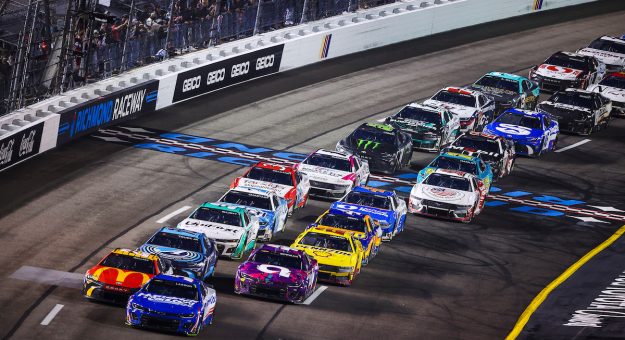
[{"left": 2, "top": 2, "right": 625, "bottom": 339}]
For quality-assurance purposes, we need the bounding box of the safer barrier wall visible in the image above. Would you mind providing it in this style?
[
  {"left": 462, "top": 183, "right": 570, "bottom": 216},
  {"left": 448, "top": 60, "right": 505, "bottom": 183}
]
[{"left": 0, "top": 0, "right": 597, "bottom": 171}]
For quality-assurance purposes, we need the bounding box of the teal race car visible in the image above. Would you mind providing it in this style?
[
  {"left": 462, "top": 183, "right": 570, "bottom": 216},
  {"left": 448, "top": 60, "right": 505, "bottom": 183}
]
[
  {"left": 416, "top": 152, "right": 494, "bottom": 192},
  {"left": 177, "top": 202, "right": 260, "bottom": 259},
  {"left": 469, "top": 71, "right": 541, "bottom": 114}
]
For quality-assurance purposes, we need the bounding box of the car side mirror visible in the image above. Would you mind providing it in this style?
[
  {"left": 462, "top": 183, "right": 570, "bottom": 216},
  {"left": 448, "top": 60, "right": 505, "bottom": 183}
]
[{"left": 384, "top": 117, "right": 391, "bottom": 123}]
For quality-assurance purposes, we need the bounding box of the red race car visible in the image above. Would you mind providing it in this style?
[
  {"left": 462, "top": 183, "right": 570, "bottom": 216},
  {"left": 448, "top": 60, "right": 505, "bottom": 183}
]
[{"left": 231, "top": 162, "right": 310, "bottom": 215}]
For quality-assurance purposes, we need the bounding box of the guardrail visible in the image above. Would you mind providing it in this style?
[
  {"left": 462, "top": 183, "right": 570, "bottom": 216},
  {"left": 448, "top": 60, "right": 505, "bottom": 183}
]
[{"left": 0, "top": 0, "right": 596, "bottom": 172}]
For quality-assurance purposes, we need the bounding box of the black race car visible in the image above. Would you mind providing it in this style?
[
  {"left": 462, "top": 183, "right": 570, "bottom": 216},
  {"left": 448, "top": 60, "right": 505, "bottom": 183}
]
[
  {"left": 442, "top": 131, "right": 516, "bottom": 180},
  {"left": 468, "top": 72, "right": 540, "bottom": 114},
  {"left": 538, "top": 89, "right": 612, "bottom": 135},
  {"left": 336, "top": 122, "right": 412, "bottom": 175},
  {"left": 529, "top": 51, "right": 605, "bottom": 93}
]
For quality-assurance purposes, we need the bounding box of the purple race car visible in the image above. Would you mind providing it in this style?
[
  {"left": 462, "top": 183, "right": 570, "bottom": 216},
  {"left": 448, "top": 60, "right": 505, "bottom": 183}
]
[{"left": 234, "top": 244, "right": 319, "bottom": 303}]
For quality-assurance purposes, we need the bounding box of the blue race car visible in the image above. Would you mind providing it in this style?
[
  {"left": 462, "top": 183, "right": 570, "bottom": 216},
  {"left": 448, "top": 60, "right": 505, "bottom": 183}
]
[
  {"left": 217, "top": 186, "right": 289, "bottom": 241},
  {"left": 483, "top": 108, "right": 559, "bottom": 157},
  {"left": 126, "top": 274, "right": 217, "bottom": 336},
  {"left": 139, "top": 227, "right": 218, "bottom": 281},
  {"left": 332, "top": 186, "right": 407, "bottom": 241},
  {"left": 417, "top": 152, "right": 494, "bottom": 192}
]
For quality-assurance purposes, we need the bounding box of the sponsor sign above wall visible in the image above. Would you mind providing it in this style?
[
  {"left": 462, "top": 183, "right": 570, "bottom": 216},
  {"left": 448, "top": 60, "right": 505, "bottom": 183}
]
[
  {"left": 56, "top": 80, "right": 159, "bottom": 145},
  {"left": 172, "top": 44, "right": 284, "bottom": 103},
  {"left": 0, "top": 122, "right": 44, "bottom": 171}
]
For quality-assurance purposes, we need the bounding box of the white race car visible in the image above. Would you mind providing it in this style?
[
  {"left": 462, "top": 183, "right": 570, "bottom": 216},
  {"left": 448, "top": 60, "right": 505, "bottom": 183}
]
[
  {"left": 409, "top": 169, "right": 487, "bottom": 223},
  {"left": 296, "top": 149, "right": 370, "bottom": 199},
  {"left": 423, "top": 87, "right": 495, "bottom": 132},
  {"left": 529, "top": 51, "right": 605, "bottom": 93},
  {"left": 588, "top": 72, "right": 625, "bottom": 117},
  {"left": 177, "top": 202, "right": 260, "bottom": 259},
  {"left": 577, "top": 36, "right": 625, "bottom": 72}
]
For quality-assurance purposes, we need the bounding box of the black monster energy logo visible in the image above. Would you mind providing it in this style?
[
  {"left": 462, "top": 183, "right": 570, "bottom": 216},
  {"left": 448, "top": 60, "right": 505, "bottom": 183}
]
[{"left": 357, "top": 139, "right": 380, "bottom": 149}]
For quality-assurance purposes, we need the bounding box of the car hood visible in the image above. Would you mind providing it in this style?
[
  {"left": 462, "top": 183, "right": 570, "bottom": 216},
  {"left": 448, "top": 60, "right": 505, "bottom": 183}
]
[
  {"left": 138, "top": 245, "right": 206, "bottom": 265},
  {"left": 343, "top": 136, "right": 398, "bottom": 155},
  {"left": 293, "top": 245, "right": 354, "bottom": 266},
  {"left": 486, "top": 122, "right": 543, "bottom": 140},
  {"left": 299, "top": 164, "right": 352, "bottom": 183},
  {"left": 238, "top": 262, "right": 306, "bottom": 284},
  {"left": 330, "top": 202, "right": 392, "bottom": 223},
  {"left": 578, "top": 48, "right": 625, "bottom": 67},
  {"left": 413, "top": 184, "right": 476, "bottom": 206},
  {"left": 423, "top": 99, "right": 476, "bottom": 119},
  {"left": 132, "top": 292, "right": 199, "bottom": 313},
  {"left": 177, "top": 218, "right": 245, "bottom": 240},
  {"left": 588, "top": 84, "right": 625, "bottom": 102},
  {"left": 534, "top": 64, "right": 583, "bottom": 80},
  {"left": 87, "top": 265, "right": 153, "bottom": 288},
  {"left": 236, "top": 178, "right": 293, "bottom": 197}
]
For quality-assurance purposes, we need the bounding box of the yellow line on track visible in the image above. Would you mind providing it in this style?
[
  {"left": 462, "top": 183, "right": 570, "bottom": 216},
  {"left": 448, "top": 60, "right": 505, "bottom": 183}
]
[{"left": 506, "top": 224, "right": 625, "bottom": 340}]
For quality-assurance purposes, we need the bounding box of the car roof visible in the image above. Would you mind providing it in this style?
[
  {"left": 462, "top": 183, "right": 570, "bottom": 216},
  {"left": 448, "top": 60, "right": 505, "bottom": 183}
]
[
  {"left": 152, "top": 273, "right": 201, "bottom": 285},
  {"left": 156, "top": 226, "right": 203, "bottom": 239},
  {"left": 598, "top": 35, "right": 625, "bottom": 44},
  {"left": 256, "top": 243, "right": 304, "bottom": 256},
  {"left": 485, "top": 72, "right": 526, "bottom": 82},
  {"left": 503, "top": 108, "right": 544, "bottom": 117},
  {"left": 431, "top": 168, "right": 476, "bottom": 179},
  {"left": 404, "top": 102, "right": 446, "bottom": 113},
  {"left": 312, "top": 148, "right": 352, "bottom": 160},
  {"left": 352, "top": 186, "right": 394, "bottom": 197},
  {"left": 441, "top": 86, "right": 480, "bottom": 97},
  {"left": 551, "top": 51, "right": 591, "bottom": 61},
  {"left": 360, "top": 122, "right": 396, "bottom": 133},
  {"left": 464, "top": 131, "right": 504, "bottom": 142},
  {"left": 438, "top": 152, "right": 480, "bottom": 162},
  {"left": 327, "top": 208, "right": 367, "bottom": 219},
  {"left": 306, "top": 226, "right": 354, "bottom": 238},
  {"left": 111, "top": 248, "right": 158, "bottom": 261},
  {"left": 199, "top": 202, "right": 247, "bottom": 214},
  {"left": 228, "top": 186, "right": 275, "bottom": 197},
  {"left": 254, "top": 162, "right": 295, "bottom": 173},
  {"left": 563, "top": 88, "right": 594, "bottom": 95}
]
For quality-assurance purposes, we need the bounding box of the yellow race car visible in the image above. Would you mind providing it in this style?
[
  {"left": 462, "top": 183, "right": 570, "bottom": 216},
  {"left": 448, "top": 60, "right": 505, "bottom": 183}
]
[{"left": 291, "top": 226, "right": 365, "bottom": 286}]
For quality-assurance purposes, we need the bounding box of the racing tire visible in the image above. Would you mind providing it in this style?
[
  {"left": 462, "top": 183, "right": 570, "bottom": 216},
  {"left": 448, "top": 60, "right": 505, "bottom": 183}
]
[
  {"left": 363, "top": 175, "right": 370, "bottom": 186},
  {"left": 287, "top": 204, "right": 294, "bottom": 217},
  {"left": 551, "top": 136, "right": 558, "bottom": 151}
]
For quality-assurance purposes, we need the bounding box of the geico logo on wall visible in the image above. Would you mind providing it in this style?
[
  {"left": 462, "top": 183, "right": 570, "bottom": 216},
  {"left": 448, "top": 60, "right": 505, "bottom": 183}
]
[
  {"left": 0, "top": 122, "right": 44, "bottom": 171},
  {"left": 173, "top": 44, "right": 284, "bottom": 103},
  {"left": 56, "top": 80, "right": 159, "bottom": 145}
]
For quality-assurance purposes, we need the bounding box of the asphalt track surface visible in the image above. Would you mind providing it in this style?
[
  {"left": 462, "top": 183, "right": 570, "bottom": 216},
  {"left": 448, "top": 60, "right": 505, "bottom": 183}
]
[{"left": 2, "top": 2, "right": 625, "bottom": 339}]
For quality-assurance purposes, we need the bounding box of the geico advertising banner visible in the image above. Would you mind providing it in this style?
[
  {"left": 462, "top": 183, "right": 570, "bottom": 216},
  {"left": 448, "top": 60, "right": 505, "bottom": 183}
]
[
  {"left": 56, "top": 80, "right": 159, "bottom": 145},
  {"left": 172, "top": 44, "right": 284, "bottom": 103},
  {"left": 0, "top": 122, "right": 44, "bottom": 171}
]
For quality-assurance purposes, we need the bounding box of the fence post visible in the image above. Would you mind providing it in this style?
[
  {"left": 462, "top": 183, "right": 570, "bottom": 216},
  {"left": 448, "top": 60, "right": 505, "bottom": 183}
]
[
  {"left": 300, "top": 0, "right": 309, "bottom": 24},
  {"left": 253, "top": 0, "right": 263, "bottom": 36},
  {"left": 120, "top": 0, "right": 135, "bottom": 71},
  {"left": 163, "top": 0, "right": 174, "bottom": 58},
  {"left": 209, "top": 0, "right": 222, "bottom": 45}
]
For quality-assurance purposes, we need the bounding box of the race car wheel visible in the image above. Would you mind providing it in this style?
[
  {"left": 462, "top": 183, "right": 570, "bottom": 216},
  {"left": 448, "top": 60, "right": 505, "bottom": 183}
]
[
  {"left": 551, "top": 136, "right": 558, "bottom": 151},
  {"left": 287, "top": 204, "right": 294, "bottom": 217}
]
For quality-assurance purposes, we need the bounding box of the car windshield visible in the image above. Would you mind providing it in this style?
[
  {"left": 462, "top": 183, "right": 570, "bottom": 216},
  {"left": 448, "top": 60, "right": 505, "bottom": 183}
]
[
  {"left": 549, "top": 92, "right": 594, "bottom": 109},
  {"left": 424, "top": 173, "right": 472, "bottom": 192},
  {"left": 100, "top": 253, "right": 155, "bottom": 274},
  {"left": 343, "top": 191, "right": 391, "bottom": 210},
  {"left": 352, "top": 128, "right": 396, "bottom": 145},
  {"left": 304, "top": 154, "right": 351, "bottom": 172},
  {"left": 251, "top": 250, "right": 303, "bottom": 270},
  {"left": 544, "top": 54, "right": 588, "bottom": 70},
  {"left": 395, "top": 106, "right": 442, "bottom": 126},
  {"left": 496, "top": 112, "right": 542, "bottom": 129},
  {"left": 454, "top": 136, "right": 500, "bottom": 153},
  {"left": 191, "top": 207, "right": 243, "bottom": 227},
  {"left": 246, "top": 167, "right": 293, "bottom": 186},
  {"left": 147, "top": 232, "right": 202, "bottom": 253},
  {"left": 474, "top": 75, "right": 519, "bottom": 93},
  {"left": 221, "top": 191, "right": 272, "bottom": 210},
  {"left": 299, "top": 232, "right": 352, "bottom": 252},
  {"left": 599, "top": 75, "right": 625, "bottom": 89},
  {"left": 430, "top": 156, "right": 477, "bottom": 175},
  {"left": 588, "top": 38, "right": 625, "bottom": 54},
  {"left": 144, "top": 279, "right": 199, "bottom": 301},
  {"left": 431, "top": 90, "right": 476, "bottom": 107},
  {"left": 318, "top": 213, "right": 367, "bottom": 233}
]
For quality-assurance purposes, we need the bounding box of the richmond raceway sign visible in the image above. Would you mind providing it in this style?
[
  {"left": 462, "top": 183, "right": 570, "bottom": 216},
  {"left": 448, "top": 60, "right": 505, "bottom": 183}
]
[{"left": 172, "top": 44, "right": 284, "bottom": 103}]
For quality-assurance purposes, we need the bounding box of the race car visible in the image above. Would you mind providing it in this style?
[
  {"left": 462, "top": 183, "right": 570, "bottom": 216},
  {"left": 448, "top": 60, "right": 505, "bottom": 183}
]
[
  {"left": 529, "top": 51, "right": 606, "bottom": 93},
  {"left": 538, "top": 89, "right": 611, "bottom": 135},
  {"left": 588, "top": 72, "right": 625, "bottom": 117},
  {"left": 333, "top": 186, "right": 407, "bottom": 241},
  {"left": 218, "top": 186, "right": 288, "bottom": 241},
  {"left": 291, "top": 226, "right": 364, "bottom": 286},
  {"left": 409, "top": 169, "right": 487, "bottom": 223},
  {"left": 577, "top": 36, "right": 625, "bottom": 72},
  {"left": 235, "top": 244, "right": 318, "bottom": 303},
  {"left": 384, "top": 103, "right": 460, "bottom": 152},
  {"left": 483, "top": 109, "right": 559, "bottom": 157},
  {"left": 336, "top": 122, "right": 413, "bottom": 175},
  {"left": 309, "top": 209, "right": 382, "bottom": 265},
  {"left": 295, "top": 149, "right": 370, "bottom": 199},
  {"left": 139, "top": 227, "right": 218, "bottom": 281},
  {"left": 230, "top": 162, "right": 310, "bottom": 216},
  {"left": 177, "top": 203, "right": 259, "bottom": 259},
  {"left": 468, "top": 72, "right": 540, "bottom": 113},
  {"left": 443, "top": 132, "right": 516, "bottom": 180},
  {"left": 416, "top": 152, "right": 494, "bottom": 192},
  {"left": 83, "top": 248, "right": 171, "bottom": 304},
  {"left": 423, "top": 87, "right": 496, "bottom": 132},
  {"left": 126, "top": 274, "right": 216, "bottom": 336}
]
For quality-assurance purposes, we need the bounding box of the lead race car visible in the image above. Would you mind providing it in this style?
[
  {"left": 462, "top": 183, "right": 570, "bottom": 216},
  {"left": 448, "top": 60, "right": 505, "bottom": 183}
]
[
  {"left": 409, "top": 169, "right": 487, "bottom": 223},
  {"left": 295, "top": 149, "right": 370, "bottom": 199},
  {"left": 384, "top": 103, "right": 460, "bottom": 152},
  {"left": 468, "top": 72, "right": 540, "bottom": 113},
  {"left": 230, "top": 162, "right": 310, "bottom": 215},
  {"left": 538, "top": 88, "right": 611, "bottom": 135},
  {"left": 588, "top": 72, "right": 625, "bottom": 117},
  {"left": 483, "top": 108, "right": 559, "bottom": 157},
  {"left": 423, "top": 87, "right": 496, "bottom": 132},
  {"left": 529, "top": 51, "right": 605, "bottom": 93},
  {"left": 217, "top": 186, "right": 289, "bottom": 241},
  {"left": 577, "top": 36, "right": 625, "bottom": 72}
]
